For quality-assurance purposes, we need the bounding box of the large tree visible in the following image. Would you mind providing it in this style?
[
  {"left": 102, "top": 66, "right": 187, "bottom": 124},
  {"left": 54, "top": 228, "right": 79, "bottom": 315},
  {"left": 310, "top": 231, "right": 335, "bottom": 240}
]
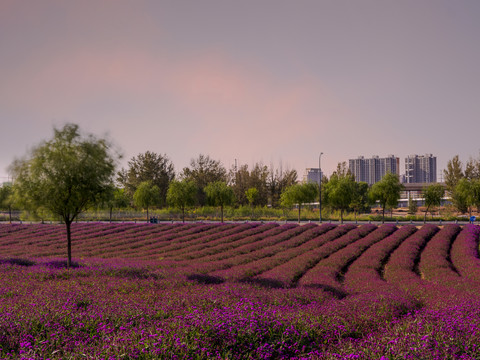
[
  {"left": 9, "top": 123, "right": 117, "bottom": 267},
  {"left": 118, "top": 151, "right": 174, "bottom": 207},
  {"left": 280, "top": 182, "right": 318, "bottom": 223},
  {"left": 182, "top": 154, "right": 227, "bottom": 206},
  {"left": 204, "top": 181, "right": 235, "bottom": 223},
  {"left": 369, "top": 172, "right": 403, "bottom": 223},
  {"left": 422, "top": 183, "right": 444, "bottom": 223},
  {"left": 167, "top": 179, "right": 197, "bottom": 222}
]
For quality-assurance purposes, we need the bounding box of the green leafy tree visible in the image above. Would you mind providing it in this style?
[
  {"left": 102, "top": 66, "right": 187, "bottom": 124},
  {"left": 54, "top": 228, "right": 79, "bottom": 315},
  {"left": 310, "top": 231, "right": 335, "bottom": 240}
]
[
  {"left": 204, "top": 181, "right": 235, "bottom": 223},
  {"left": 453, "top": 178, "right": 480, "bottom": 217},
  {"left": 444, "top": 155, "right": 464, "bottom": 193},
  {"left": 422, "top": 183, "right": 444, "bottom": 223},
  {"left": 323, "top": 173, "right": 355, "bottom": 224},
  {"left": 167, "top": 179, "right": 197, "bottom": 222},
  {"left": 182, "top": 154, "right": 227, "bottom": 206},
  {"left": 103, "top": 187, "right": 129, "bottom": 223},
  {"left": 369, "top": 173, "right": 403, "bottom": 223},
  {"left": 0, "top": 183, "right": 14, "bottom": 223},
  {"left": 267, "top": 164, "right": 297, "bottom": 208},
  {"left": 350, "top": 181, "right": 369, "bottom": 222},
  {"left": 229, "top": 163, "right": 269, "bottom": 206},
  {"left": 118, "top": 151, "right": 174, "bottom": 207},
  {"left": 133, "top": 181, "right": 160, "bottom": 222},
  {"left": 245, "top": 187, "right": 259, "bottom": 217},
  {"left": 280, "top": 182, "right": 318, "bottom": 223},
  {"left": 408, "top": 194, "right": 418, "bottom": 215},
  {"left": 9, "top": 123, "right": 117, "bottom": 267}
]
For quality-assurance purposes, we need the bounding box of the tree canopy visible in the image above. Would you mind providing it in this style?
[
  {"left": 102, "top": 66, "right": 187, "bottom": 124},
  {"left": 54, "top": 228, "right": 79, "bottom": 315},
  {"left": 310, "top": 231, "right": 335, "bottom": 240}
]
[
  {"left": 167, "top": 179, "right": 197, "bottom": 222},
  {"left": 204, "top": 181, "right": 234, "bottom": 223},
  {"left": 369, "top": 172, "right": 403, "bottom": 223},
  {"left": 133, "top": 181, "right": 160, "bottom": 222},
  {"left": 423, "top": 183, "right": 444, "bottom": 223},
  {"left": 323, "top": 173, "right": 355, "bottom": 223},
  {"left": 280, "top": 182, "right": 318, "bottom": 223},
  {"left": 9, "top": 123, "right": 118, "bottom": 267},
  {"left": 118, "top": 151, "right": 174, "bottom": 207},
  {"left": 182, "top": 154, "right": 227, "bottom": 206},
  {"left": 0, "top": 183, "right": 13, "bottom": 223}
]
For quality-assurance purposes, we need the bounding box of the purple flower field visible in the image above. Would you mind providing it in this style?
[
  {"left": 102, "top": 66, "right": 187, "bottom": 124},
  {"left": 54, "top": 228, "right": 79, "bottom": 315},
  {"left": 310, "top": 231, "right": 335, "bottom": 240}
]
[{"left": 1, "top": 222, "right": 480, "bottom": 359}]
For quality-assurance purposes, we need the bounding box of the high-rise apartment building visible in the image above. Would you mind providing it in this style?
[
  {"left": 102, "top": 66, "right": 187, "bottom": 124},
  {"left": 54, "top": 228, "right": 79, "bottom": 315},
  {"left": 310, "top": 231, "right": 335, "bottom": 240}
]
[
  {"left": 303, "top": 168, "right": 323, "bottom": 186},
  {"left": 404, "top": 154, "right": 437, "bottom": 183},
  {"left": 348, "top": 155, "right": 400, "bottom": 185}
]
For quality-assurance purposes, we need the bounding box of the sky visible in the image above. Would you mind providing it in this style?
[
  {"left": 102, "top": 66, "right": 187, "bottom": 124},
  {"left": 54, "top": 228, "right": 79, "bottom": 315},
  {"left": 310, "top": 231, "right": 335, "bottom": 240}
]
[{"left": 1, "top": 0, "right": 480, "bottom": 183}]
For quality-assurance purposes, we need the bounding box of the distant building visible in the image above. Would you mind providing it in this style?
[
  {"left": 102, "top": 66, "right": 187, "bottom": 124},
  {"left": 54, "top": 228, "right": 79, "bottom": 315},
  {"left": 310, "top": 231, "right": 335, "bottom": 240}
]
[
  {"left": 348, "top": 155, "right": 399, "bottom": 185},
  {"left": 303, "top": 168, "right": 323, "bottom": 186},
  {"left": 405, "top": 154, "right": 437, "bottom": 183}
]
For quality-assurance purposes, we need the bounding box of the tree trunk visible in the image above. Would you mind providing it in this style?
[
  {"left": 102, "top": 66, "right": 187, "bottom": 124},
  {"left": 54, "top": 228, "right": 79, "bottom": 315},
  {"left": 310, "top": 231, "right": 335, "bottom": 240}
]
[
  {"left": 66, "top": 219, "right": 72, "bottom": 268},
  {"left": 382, "top": 206, "right": 385, "bottom": 224},
  {"left": 221, "top": 205, "right": 224, "bottom": 223},
  {"left": 146, "top": 207, "right": 149, "bottom": 223},
  {"left": 182, "top": 206, "right": 185, "bottom": 223},
  {"left": 109, "top": 206, "right": 113, "bottom": 224},
  {"left": 8, "top": 205, "right": 11, "bottom": 224},
  {"left": 340, "top": 209, "right": 344, "bottom": 224},
  {"left": 298, "top": 205, "right": 301, "bottom": 224}
]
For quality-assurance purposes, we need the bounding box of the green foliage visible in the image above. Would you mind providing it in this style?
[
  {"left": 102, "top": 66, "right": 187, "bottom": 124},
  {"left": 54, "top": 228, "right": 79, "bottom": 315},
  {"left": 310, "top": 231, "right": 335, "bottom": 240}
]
[
  {"left": 9, "top": 123, "right": 117, "bottom": 266},
  {"left": 229, "top": 163, "right": 269, "bottom": 206},
  {"left": 422, "top": 183, "right": 444, "bottom": 223},
  {"left": 245, "top": 187, "right": 259, "bottom": 207},
  {"left": 369, "top": 172, "right": 403, "bottom": 223},
  {"left": 453, "top": 178, "right": 480, "bottom": 216},
  {"left": 267, "top": 166, "right": 298, "bottom": 208},
  {"left": 323, "top": 171, "right": 356, "bottom": 223},
  {"left": 167, "top": 179, "right": 197, "bottom": 222},
  {"left": 0, "top": 183, "right": 14, "bottom": 223},
  {"left": 117, "top": 151, "right": 174, "bottom": 207},
  {"left": 350, "top": 181, "right": 369, "bottom": 221},
  {"left": 133, "top": 181, "right": 160, "bottom": 221},
  {"left": 444, "top": 155, "right": 464, "bottom": 193},
  {"left": 280, "top": 182, "right": 318, "bottom": 223},
  {"left": 408, "top": 195, "right": 418, "bottom": 215},
  {"left": 182, "top": 154, "right": 227, "bottom": 206},
  {"left": 204, "top": 181, "right": 235, "bottom": 222}
]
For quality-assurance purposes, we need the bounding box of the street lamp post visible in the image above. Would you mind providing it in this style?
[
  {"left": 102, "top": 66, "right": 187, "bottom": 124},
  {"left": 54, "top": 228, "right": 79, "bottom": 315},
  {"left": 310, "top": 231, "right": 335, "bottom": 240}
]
[{"left": 319, "top": 152, "right": 323, "bottom": 223}]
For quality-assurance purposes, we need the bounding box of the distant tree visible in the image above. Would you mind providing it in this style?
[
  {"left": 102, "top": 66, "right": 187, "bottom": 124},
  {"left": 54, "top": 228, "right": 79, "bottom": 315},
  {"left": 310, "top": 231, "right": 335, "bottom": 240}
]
[
  {"left": 204, "top": 181, "right": 235, "bottom": 223},
  {"left": 9, "top": 123, "right": 117, "bottom": 267},
  {"left": 369, "top": 173, "right": 403, "bottom": 223},
  {"left": 267, "top": 164, "right": 297, "bottom": 207},
  {"left": 323, "top": 173, "right": 355, "bottom": 224},
  {"left": 408, "top": 194, "right": 418, "bottom": 215},
  {"left": 118, "top": 151, "right": 174, "bottom": 207},
  {"left": 0, "top": 183, "right": 13, "bottom": 223},
  {"left": 280, "top": 182, "right": 318, "bottom": 223},
  {"left": 245, "top": 187, "right": 259, "bottom": 217},
  {"left": 133, "top": 181, "right": 160, "bottom": 222},
  {"left": 422, "top": 183, "right": 444, "bottom": 223},
  {"left": 104, "top": 188, "right": 129, "bottom": 223},
  {"left": 350, "top": 181, "right": 369, "bottom": 222},
  {"left": 167, "top": 179, "right": 197, "bottom": 223},
  {"left": 444, "top": 155, "right": 464, "bottom": 193},
  {"left": 453, "top": 178, "right": 480, "bottom": 217},
  {"left": 229, "top": 163, "right": 269, "bottom": 206},
  {"left": 182, "top": 154, "right": 227, "bottom": 206}
]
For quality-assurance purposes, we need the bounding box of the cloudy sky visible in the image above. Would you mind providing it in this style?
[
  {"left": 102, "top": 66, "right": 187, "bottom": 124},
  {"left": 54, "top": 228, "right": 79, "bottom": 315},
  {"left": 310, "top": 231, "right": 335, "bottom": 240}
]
[{"left": 1, "top": 1, "right": 479, "bottom": 183}]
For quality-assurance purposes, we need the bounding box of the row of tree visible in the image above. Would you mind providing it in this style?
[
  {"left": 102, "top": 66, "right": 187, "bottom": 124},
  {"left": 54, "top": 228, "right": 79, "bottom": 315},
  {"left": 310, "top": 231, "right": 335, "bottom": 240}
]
[{"left": 116, "top": 152, "right": 298, "bottom": 210}]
